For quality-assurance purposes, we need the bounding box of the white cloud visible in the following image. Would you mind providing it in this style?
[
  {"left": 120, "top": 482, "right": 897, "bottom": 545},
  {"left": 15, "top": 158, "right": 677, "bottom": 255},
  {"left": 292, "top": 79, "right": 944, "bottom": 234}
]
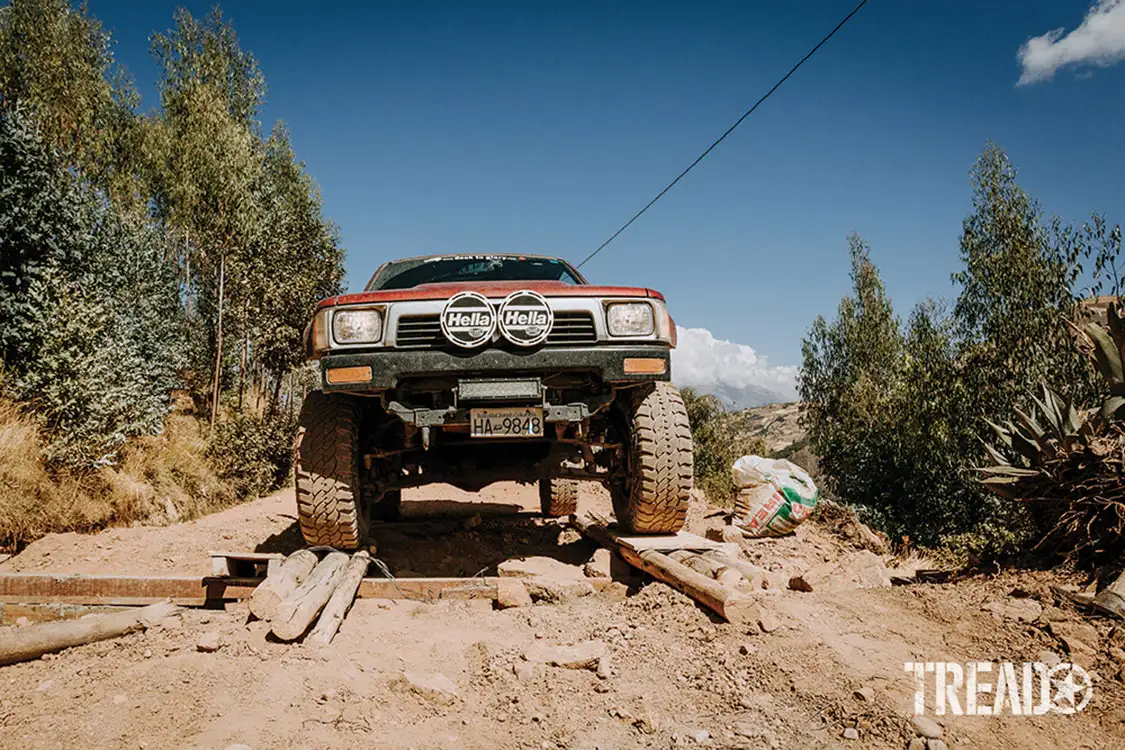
[
  {"left": 671, "top": 326, "right": 798, "bottom": 406},
  {"left": 1018, "top": 0, "right": 1125, "bottom": 84}
]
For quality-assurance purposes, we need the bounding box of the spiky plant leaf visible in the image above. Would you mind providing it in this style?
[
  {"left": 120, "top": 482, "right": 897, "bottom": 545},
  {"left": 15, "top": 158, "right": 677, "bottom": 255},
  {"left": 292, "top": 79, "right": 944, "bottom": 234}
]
[
  {"left": 986, "top": 419, "right": 1014, "bottom": 448},
  {"left": 1013, "top": 406, "right": 1045, "bottom": 442},
  {"left": 1109, "top": 305, "right": 1125, "bottom": 363},
  {"left": 1010, "top": 427, "right": 1043, "bottom": 464},
  {"left": 983, "top": 442, "right": 1011, "bottom": 466},
  {"left": 1085, "top": 321, "right": 1124, "bottom": 386},
  {"left": 1102, "top": 395, "right": 1125, "bottom": 422}
]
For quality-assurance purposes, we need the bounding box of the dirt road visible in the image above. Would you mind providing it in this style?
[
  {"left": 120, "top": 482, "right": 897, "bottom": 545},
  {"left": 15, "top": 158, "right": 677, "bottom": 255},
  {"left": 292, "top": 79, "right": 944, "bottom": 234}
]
[{"left": 1, "top": 485, "right": 1122, "bottom": 749}]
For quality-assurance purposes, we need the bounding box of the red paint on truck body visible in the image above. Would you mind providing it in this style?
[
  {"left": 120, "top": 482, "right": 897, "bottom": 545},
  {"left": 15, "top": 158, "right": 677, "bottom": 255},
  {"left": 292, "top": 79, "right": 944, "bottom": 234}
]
[{"left": 316, "top": 281, "right": 665, "bottom": 311}]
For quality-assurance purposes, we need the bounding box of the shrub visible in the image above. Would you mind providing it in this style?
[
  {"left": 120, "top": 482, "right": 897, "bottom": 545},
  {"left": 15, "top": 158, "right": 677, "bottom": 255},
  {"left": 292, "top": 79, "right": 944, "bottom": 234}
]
[
  {"left": 801, "top": 146, "right": 1121, "bottom": 556},
  {"left": 680, "top": 387, "right": 766, "bottom": 505},
  {"left": 0, "top": 105, "right": 183, "bottom": 468},
  {"left": 208, "top": 412, "right": 297, "bottom": 499}
]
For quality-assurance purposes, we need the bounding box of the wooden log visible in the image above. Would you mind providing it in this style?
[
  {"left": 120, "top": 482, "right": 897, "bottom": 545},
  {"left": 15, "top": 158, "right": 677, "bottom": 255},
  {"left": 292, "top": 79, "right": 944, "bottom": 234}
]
[
  {"left": 668, "top": 550, "right": 745, "bottom": 588},
  {"left": 700, "top": 551, "right": 767, "bottom": 591},
  {"left": 309, "top": 551, "right": 371, "bottom": 644},
  {"left": 0, "top": 601, "right": 178, "bottom": 666},
  {"left": 572, "top": 515, "right": 758, "bottom": 625},
  {"left": 271, "top": 552, "right": 350, "bottom": 641},
  {"left": 249, "top": 549, "right": 318, "bottom": 621}
]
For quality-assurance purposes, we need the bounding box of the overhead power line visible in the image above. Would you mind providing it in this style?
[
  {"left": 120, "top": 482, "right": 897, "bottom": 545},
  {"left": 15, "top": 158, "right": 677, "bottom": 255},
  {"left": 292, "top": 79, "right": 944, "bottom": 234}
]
[{"left": 576, "top": 0, "right": 871, "bottom": 269}]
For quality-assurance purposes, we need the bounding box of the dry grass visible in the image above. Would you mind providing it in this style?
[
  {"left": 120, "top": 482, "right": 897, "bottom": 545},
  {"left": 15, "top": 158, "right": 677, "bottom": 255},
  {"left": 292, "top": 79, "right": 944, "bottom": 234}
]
[{"left": 0, "top": 399, "right": 238, "bottom": 551}]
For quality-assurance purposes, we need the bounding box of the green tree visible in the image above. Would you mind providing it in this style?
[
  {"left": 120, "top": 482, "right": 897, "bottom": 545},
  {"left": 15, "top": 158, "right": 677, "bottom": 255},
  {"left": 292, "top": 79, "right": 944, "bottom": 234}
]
[
  {"left": 0, "top": 104, "right": 182, "bottom": 467},
  {"left": 147, "top": 7, "right": 265, "bottom": 426},
  {"left": 246, "top": 124, "right": 343, "bottom": 395},
  {"left": 0, "top": 0, "right": 142, "bottom": 203},
  {"left": 800, "top": 235, "right": 905, "bottom": 514},
  {"left": 801, "top": 145, "right": 1119, "bottom": 552}
]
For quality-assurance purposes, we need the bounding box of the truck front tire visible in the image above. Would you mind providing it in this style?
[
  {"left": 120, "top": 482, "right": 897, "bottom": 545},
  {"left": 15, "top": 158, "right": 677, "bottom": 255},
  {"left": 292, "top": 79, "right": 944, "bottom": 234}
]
[
  {"left": 611, "top": 383, "right": 693, "bottom": 534},
  {"left": 295, "top": 391, "right": 367, "bottom": 549}
]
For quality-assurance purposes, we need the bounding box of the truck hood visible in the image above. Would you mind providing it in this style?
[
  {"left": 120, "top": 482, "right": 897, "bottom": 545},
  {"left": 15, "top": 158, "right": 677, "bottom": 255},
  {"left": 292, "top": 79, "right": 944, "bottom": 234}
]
[{"left": 316, "top": 281, "right": 664, "bottom": 310}]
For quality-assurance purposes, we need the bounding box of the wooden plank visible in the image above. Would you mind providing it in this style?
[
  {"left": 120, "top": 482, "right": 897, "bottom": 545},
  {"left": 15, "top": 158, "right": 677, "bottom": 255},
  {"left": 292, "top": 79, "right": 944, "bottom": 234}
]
[
  {"left": 0, "top": 573, "right": 258, "bottom": 606},
  {"left": 0, "top": 573, "right": 509, "bottom": 606},
  {"left": 573, "top": 515, "right": 758, "bottom": 625},
  {"left": 607, "top": 529, "right": 726, "bottom": 553},
  {"left": 210, "top": 551, "right": 284, "bottom": 578}
]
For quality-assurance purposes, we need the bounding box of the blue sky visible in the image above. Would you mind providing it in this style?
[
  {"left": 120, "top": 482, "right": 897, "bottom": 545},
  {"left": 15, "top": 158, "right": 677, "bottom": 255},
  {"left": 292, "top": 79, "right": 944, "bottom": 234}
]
[{"left": 86, "top": 0, "right": 1125, "bottom": 398}]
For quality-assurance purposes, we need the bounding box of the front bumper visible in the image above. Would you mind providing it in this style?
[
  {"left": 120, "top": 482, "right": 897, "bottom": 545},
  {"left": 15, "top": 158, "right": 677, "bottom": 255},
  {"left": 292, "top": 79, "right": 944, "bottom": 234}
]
[{"left": 319, "top": 344, "right": 672, "bottom": 393}]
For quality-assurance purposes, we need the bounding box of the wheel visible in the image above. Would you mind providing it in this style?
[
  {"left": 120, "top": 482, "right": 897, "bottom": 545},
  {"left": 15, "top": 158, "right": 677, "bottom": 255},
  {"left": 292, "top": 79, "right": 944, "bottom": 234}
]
[
  {"left": 371, "top": 489, "right": 402, "bottom": 521},
  {"left": 610, "top": 383, "right": 693, "bottom": 534},
  {"left": 294, "top": 391, "right": 367, "bottom": 549},
  {"left": 539, "top": 478, "right": 578, "bottom": 517}
]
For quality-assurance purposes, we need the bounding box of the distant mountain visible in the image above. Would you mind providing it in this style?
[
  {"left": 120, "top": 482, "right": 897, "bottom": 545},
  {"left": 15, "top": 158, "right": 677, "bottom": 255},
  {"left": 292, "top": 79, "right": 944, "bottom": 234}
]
[{"left": 681, "top": 381, "right": 792, "bottom": 410}]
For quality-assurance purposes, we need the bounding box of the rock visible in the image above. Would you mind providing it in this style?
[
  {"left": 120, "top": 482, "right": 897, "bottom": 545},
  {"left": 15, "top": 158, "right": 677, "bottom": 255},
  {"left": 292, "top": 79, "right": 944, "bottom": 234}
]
[
  {"left": 789, "top": 552, "right": 891, "bottom": 593},
  {"left": 36, "top": 681, "right": 53, "bottom": 692},
  {"left": 908, "top": 739, "right": 927, "bottom": 750},
  {"left": 853, "top": 686, "right": 874, "bottom": 702},
  {"left": 225, "top": 745, "right": 253, "bottom": 750},
  {"left": 402, "top": 671, "right": 459, "bottom": 705},
  {"left": 690, "top": 729, "right": 710, "bottom": 742},
  {"left": 15, "top": 616, "right": 29, "bottom": 627},
  {"left": 1109, "top": 647, "right": 1125, "bottom": 664},
  {"left": 927, "top": 740, "right": 949, "bottom": 750},
  {"left": 983, "top": 598, "right": 1042, "bottom": 622},
  {"left": 514, "top": 662, "right": 543, "bottom": 682},
  {"left": 584, "top": 549, "right": 612, "bottom": 579},
  {"left": 1037, "top": 605, "right": 1067, "bottom": 623},
  {"left": 143, "top": 649, "right": 153, "bottom": 658},
  {"left": 739, "top": 643, "right": 758, "bottom": 656},
  {"left": 843, "top": 551, "right": 893, "bottom": 589},
  {"left": 596, "top": 654, "right": 612, "bottom": 680},
  {"left": 842, "top": 727, "right": 859, "bottom": 740},
  {"left": 757, "top": 611, "right": 780, "bottom": 634},
  {"left": 524, "top": 640, "right": 607, "bottom": 670},
  {"left": 850, "top": 519, "right": 888, "bottom": 554},
  {"left": 911, "top": 715, "right": 942, "bottom": 739},
  {"left": 1038, "top": 650, "right": 1062, "bottom": 669},
  {"left": 496, "top": 578, "right": 533, "bottom": 609},
  {"left": 196, "top": 632, "right": 221, "bottom": 653},
  {"left": 159, "top": 616, "right": 182, "bottom": 630},
  {"left": 498, "top": 557, "right": 594, "bottom": 602},
  {"left": 463, "top": 513, "right": 482, "bottom": 530},
  {"left": 600, "top": 581, "right": 629, "bottom": 602},
  {"left": 721, "top": 526, "right": 746, "bottom": 544},
  {"left": 1050, "top": 621, "right": 1100, "bottom": 661}
]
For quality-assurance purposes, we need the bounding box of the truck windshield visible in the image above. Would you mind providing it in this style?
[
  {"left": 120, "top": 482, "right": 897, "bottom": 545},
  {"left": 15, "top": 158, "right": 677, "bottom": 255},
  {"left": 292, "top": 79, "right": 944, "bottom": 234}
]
[{"left": 367, "top": 255, "right": 585, "bottom": 290}]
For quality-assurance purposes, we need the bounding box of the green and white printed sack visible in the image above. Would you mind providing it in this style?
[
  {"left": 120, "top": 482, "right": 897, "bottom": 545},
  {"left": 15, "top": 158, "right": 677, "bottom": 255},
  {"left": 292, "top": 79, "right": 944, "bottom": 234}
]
[{"left": 731, "top": 456, "right": 819, "bottom": 537}]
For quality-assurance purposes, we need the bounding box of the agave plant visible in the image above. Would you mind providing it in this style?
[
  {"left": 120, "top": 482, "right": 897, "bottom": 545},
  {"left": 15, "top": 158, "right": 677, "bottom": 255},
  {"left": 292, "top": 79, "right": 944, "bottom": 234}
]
[{"left": 979, "top": 302, "right": 1125, "bottom": 563}]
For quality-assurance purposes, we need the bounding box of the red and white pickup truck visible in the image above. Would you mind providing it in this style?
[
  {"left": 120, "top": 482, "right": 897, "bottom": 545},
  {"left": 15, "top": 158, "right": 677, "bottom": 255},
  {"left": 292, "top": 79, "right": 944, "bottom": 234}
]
[{"left": 297, "top": 253, "right": 693, "bottom": 549}]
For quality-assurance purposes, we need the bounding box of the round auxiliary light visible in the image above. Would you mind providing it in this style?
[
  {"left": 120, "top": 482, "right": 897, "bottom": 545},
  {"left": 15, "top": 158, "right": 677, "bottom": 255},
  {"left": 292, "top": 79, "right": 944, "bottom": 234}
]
[
  {"left": 498, "top": 290, "right": 553, "bottom": 347},
  {"left": 440, "top": 291, "right": 497, "bottom": 348}
]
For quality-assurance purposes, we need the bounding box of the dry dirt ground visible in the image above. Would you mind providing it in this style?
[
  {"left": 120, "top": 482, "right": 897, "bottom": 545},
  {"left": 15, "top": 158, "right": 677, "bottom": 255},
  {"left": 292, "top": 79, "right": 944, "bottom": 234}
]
[{"left": 1, "top": 484, "right": 1124, "bottom": 750}]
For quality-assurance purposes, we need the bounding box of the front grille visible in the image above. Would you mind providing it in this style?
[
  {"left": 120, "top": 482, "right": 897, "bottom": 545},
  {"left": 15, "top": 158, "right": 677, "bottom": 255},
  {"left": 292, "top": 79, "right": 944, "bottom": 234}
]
[
  {"left": 546, "top": 311, "right": 597, "bottom": 344},
  {"left": 395, "top": 315, "right": 443, "bottom": 348},
  {"left": 393, "top": 311, "right": 598, "bottom": 348}
]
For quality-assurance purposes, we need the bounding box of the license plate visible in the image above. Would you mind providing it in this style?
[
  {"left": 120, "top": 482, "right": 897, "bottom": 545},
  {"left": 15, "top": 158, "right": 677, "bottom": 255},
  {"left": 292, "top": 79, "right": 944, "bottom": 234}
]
[{"left": 470, "top": 407, "right": 544, "bottom": 438}]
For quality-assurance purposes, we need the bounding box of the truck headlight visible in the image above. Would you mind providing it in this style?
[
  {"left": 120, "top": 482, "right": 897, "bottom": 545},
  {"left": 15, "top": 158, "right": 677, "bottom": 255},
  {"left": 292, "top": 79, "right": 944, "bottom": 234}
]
[
  {"left": 606, "top": 303, "right": 655, "bottom": 337},
  {"left": 333, "top": 309, "right": 384, "bottom": 344}
]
